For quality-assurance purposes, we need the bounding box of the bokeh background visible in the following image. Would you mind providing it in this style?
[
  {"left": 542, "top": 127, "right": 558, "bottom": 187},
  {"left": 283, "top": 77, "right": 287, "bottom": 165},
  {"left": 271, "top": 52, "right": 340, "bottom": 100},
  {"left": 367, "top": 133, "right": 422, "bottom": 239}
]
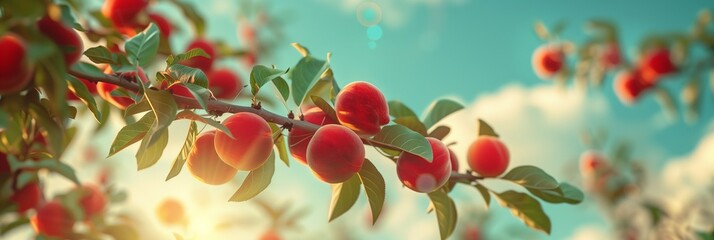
[{"left": 12, "top": 0, "right": 714, "bottom": 239}]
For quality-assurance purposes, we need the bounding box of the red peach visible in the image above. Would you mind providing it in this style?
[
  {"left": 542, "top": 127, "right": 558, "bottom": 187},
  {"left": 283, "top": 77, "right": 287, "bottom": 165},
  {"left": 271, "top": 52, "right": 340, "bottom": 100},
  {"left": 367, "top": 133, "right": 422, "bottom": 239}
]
[
  {"left": 167, "top": 83, "right": 194, "bottom": 98},
  {"left": 307, "top": 124, "right": 365, "bottom": 183},
  {"left": 288, "top": 107, "right": 338, "bottom": 165},
  {"left": 259, "top": 230, "right": 282, "bottom": 240},
  {"left": 335, "top": 81, "right": 390, "bottom": 136},
  {"left": 78, "top": 184, "right": 106, "bottom": 219},
  {"left": 187, "top": 131, "right": 238, "bottom": 185},
  {"left": 155, "top": 198, "right": 184, "bottom": 225},
  {"left": 396, "top": 137, "right": 452, "bottom": 193},
  {"left": 467, "top": 136, "right": 509, "bottom": 178},
  {"left": 613, "top": 70, "right": 653, "bottom": 104},
  {"left": 102, "top": 0, "right": 148, "bottom": 29},
  {"left": 532, "top": 44, "right": 565, "bottom": 79},
  {"left": 214, "top": 113, "right": 274, "bottom": 171},
  {"left": 0, "top": 34, "right": 32, "bottom": 94},
  {"left": 31, "top": 200, "right": 75, "bottom": 238},
  {"left": 148, "top": 13, "right": 172, "bottom": 38},
  {"left": 10, "top": 182, "right": 43, "bottom": 213},
  {"left": 181, "top": 39, "right": 217, "bottom": 72},
  {"left": 37, "top": 16, "right": 83, "bottom": 66},
  {"left": 640, "top": 48, "right": 676, "bottom": 83},
  {"left": 207, "top": 68, "right": 242, "bottom": 100},
  {"left": 448, "top": 148, "right": 459, "bottom": 172}
]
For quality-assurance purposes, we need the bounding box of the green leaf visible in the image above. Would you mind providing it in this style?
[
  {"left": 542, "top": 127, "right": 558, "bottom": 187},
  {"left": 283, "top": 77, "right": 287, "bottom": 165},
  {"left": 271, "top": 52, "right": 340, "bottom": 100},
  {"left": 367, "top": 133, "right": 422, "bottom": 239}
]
[
  {"left": 168, "top": 64, "right": 208, "bottom": 88},
  {"left": 494, "top": 191, "right": 551, "bottom": 234},
  {"left": 358, "top": 159, "right": 385, "bottom": 225},
  {"left": 310, "top": 96, "right": 338, "bottom": 123},
  {"left": 269, "top": 124, "right": 289, "bottom": 167},
  {"left": 166, "top": 121, "right": 197, "bottom": 181},
  {"left": 0, "top": 216, "right": 29, "bottom": 235},
  {"left": 474, "top": 184, "right": 491, "bottom": 209},
  {"left": 291, "top": 53, "right": 330, "bottom": 105},
  {"left": 70, "top": 62, "right": 105, "bottom": 79},
  {"left": 175, "top": 110, "right": 234, "bottom": 139},
  {"left": 66, "top": 76, "right": 102, "bottom": 122},
  {"left": 422, "top": 99, "right": 464, "bottom": 129},
  {"left": 527, "top": 183, "right": 583, "bottom": 204},
  {"left": 478, "top": 119, "right": 499, "bottom": 137},
  {"left": 372, "top": 125, "right": 433, "bottom": 162},
  {"left": 393, "top": 116, "right": 427, "bottom": 136},
  {"left": 302, "top": 73, "right": 339, "bottom": 106},
  {"left": 142, "top": 89, "right": 178, "bottom": 146},
  {"left": 135, "top": 127, "right": 169, "bottom": 170},
  {"left": 170, "top": 0, "right": 205, "bottom": 36},
  {"left": 427, "top": 189, "right": 458, "bottom": 240},
  {"left": 250, "top": 65, "right": 288, "bottom": 96},
  {"left": 125, "top": 23, "right": 160, "bottom": 67},
  {"left": 125, "top": 98, "right": 152, "bottom": 117},
  {"left": 272, "top": 77, "right": 290, "bottom": 102},
  {"left": 28, "top": 103, "right": 63, "bottom": 157},
  {"left": 328, "top": 174, "right": 361, "bottom": 222},
  {"left": 15, "top": 159, "right": 80, "bottom": 184},
  {"left": 388, "top": 100, "right": 418, "bottom": 119},
  {"left": 108, "top": 113, "right": 154, "bottom": 157},
  {"left": 428, "top": 126, "right": 451, "bottom": 140},
  {"left": 229, "top": 152, "right": 275, "bottom": 202},
  {"left": 501, "top": 166, "right": 559, "bottom": 190},
  {"left": 180, "top": 83, "right": 211, "bottom": 110},
  {"left": 166, "top": 48, "right": 210, "bottom": 67},
  {"left": 291, "top": 42, "right": 310, "bottom": 57}
]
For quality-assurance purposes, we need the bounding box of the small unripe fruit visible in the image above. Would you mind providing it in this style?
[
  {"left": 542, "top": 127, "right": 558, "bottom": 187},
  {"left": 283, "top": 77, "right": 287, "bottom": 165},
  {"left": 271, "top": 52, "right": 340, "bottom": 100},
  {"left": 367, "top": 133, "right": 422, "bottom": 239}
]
[
  {"left": 396, "top": 137, "right": 452, "bottom": 193},
  {"left": 31, "top": 201, "right": 75, "bottom": 238},
  {"left": 0, "top": 34, "right": 32, "bottom": 94},
  {"left": 335, "top": 81, "right": 390, "bottom": 136},
  {"left": 307, "top": 124, "right": 365, "bottom": 183},
  {"left": 148, "top": 13, "right": 172, "bottom": 38},
  {"left": 214, "top": 113, "right": 273, "bottom": 171},
  {"left": 288, "top": 107, "right": 338, "bottom": 165},
  {"left": 78, "top": 184, "right": 106, "bottom": 219},
  {"left": 10, "top": 182, "right": 43, "bottom": 213},
  {"left": 640, "top": 48, "right": 676, "bottom": 83},
  {"left": 208, "top": 68, "right": 242, "bottom": 100},
  {"left": 187, "top": 131, "right": 238, "bottom": 185},
  {"left": 467, "top": 136, "right": 509, "bottom": 177},
  {"left": 448, "top": 148, "right": 459, "bottom": 172},
  {"left": 37, "top": 16, "right": 83, "bottom": 66},
  {"left": 532, "top": 44, "right": 565, "bottom": 79},
  {"left": 102, "top": 0, "right": 149, "bottom": 29},
  {"left": 614, "top": 70, "right": 653, "bottom": 104},
  {"left": 182, "top": 39, "right": 217, "bottom": 72},
  {"left": 156, "top": 198, "right": 184, "bottom": 225}
]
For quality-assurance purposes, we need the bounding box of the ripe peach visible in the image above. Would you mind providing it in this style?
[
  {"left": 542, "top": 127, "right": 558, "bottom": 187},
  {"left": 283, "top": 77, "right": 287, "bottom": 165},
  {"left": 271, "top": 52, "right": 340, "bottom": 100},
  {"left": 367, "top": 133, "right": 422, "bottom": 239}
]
[
  {"left": 335, "top": 81, "right": 390, "bottom": 136},
  {"left": 532, "top": 44, "right": 565, "bottom": 79},
  {"left": 181, "top": 39, "right": 217, "bottom": 72},
  {"left": 67, "top": 78, "right": 98, "bottom": 100},
  {"left": 640, "top": 48, "right": 676, "bottom": 83},
  {"left": 396, "top": 137, "right": 452, "bottom": 193},
  {"left": 166, "top": 83, "right": 194, "bottom": 98},
  {"left": 10, "top": 182, "right": 43, "bottom": 213},
  {"left": 214, "top": 112, "right": 274, "bottom": 171},
  {"left": 600, "top": 43, "right": 621, "bottom": 70},
  {"left": 467, "top": 136, "right": 509, "bottom": 178},
  {"left": 148, "top": 13, "right": 172, "bottom": 38},
  {"left": 31, "top": 200, "right": 75, "bottom": 238},
  {"left": 0, "top": 34, "right": 32, "bottom": 94},
  {"left": 208, "top": 68, "right": 242, "bottom": 100},
  {"left": 613, "top": 70, "right": 653, "bottom": 104},
  {"left": 102, "top": 0, "right": 148, "bottom": 29},
  {"left": 448, "top": 148, "right": 459, "bottom": 172},
  {"left": 187, "top": 131, "right": 238, "bottom": 185},
  {"left": 288, "top": 107, "right": 338, "bottom": 165},
  {"left": 97, "top": 82, "right": 135, "bottom": 109},
  {"left": 306, "top": 124, "right": 365, "bottom": 183},
  {"left": 37, "top": 16, "right": 83, "bottom": 66},
  {"left": 156, "top": 198, "right": 185, "bottom": 225},
  {"left": 78, "top": 184, "right": 106, "bottom": 219}
]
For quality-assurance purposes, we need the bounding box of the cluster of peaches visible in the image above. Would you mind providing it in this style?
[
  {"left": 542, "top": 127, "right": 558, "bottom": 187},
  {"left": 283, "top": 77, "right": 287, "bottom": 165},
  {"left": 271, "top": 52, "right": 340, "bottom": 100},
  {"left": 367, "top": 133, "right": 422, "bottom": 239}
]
[
  {"left": 0, "top": 0, "right": 245, "bottom": 110},
  {"left": 532, "top": 39, "right": 678, "bottom": 104},
  {"left": 184, "top": 80, "right": 512, "bottom": 195},
  {"left": 1, "top": 154, "right": 109, "bottom": 239}
]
